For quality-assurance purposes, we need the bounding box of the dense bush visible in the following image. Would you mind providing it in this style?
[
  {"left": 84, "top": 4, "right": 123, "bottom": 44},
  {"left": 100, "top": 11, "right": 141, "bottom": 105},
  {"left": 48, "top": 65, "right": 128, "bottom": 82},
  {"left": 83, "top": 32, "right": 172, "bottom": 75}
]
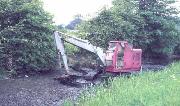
[
  {"left": 0, "top": 0, "right": 56, "bottom": 74},
  {"left": 78, "top": 0, "right": 180, "bottom": 58}
]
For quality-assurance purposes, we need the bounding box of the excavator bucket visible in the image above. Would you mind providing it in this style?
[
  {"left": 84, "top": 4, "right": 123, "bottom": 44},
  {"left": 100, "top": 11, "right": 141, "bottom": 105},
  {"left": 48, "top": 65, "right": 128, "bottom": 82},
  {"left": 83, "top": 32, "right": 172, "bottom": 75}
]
[{"left": 54, "top": 66, "right": 103, "bottom": 87}]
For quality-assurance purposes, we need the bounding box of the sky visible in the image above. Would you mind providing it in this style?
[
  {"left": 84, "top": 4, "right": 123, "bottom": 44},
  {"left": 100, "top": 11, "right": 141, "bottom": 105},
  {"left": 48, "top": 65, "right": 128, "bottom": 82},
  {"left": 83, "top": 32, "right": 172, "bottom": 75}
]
[
  {"left": 43, "top": 0, "right": 112, "bottom": 25},
  {"left": 43, "top": 0, "right": 180, "bottom": 25}
]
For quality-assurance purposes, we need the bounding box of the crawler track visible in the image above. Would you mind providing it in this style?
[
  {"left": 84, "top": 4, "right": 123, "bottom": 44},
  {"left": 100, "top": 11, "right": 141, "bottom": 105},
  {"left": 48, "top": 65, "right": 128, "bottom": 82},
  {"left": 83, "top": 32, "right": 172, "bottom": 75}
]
[{"left": 54, "top": 64, "right": 166, "bottom": 87}]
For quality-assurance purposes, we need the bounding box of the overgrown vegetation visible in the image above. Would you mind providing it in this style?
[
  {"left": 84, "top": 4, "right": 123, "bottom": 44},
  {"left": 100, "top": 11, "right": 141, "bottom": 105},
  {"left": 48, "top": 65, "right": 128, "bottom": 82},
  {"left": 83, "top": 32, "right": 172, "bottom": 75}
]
[
  {"left": 64, "top": 62, "right": 180, "bottom": 106},
  {"left": 0, "top": 0, "right": 56, "bottom": 74},
  {"left": 0, "top": 0, "right": 179, "bottom": 75},
  {"left": 78, "top": 0, "right": 180, "bottom": 59}
]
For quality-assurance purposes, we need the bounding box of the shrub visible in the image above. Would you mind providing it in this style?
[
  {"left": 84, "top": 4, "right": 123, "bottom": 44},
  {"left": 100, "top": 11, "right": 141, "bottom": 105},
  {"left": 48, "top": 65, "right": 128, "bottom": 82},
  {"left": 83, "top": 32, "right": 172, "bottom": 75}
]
[{"left": 0, "top": 0, "right": 56, "bottom": 74}]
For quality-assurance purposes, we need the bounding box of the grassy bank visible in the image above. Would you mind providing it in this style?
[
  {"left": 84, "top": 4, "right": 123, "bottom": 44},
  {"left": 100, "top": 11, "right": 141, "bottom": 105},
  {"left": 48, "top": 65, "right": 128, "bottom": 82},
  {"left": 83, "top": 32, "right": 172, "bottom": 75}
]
[{"left": 64, "top": 62, "right": 180, "bottom": 106}]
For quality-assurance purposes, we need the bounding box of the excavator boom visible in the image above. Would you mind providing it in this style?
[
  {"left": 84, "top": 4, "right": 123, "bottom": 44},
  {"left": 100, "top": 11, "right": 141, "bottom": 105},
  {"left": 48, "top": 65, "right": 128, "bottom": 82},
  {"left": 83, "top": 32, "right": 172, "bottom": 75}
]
[{"left": 53, "top": 31, "right": 105, "bottom": 73}]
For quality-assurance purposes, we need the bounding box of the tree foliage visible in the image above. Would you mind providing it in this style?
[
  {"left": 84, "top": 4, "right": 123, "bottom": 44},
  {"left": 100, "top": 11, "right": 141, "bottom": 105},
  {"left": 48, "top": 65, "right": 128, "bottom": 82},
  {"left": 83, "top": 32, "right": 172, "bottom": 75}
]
[
  {"left": 78, "top": 0, "right": 180, "bottom": 58},
  {"left": 65, "top": 15, "right": 82, "bottom": 30},
  {"left": 137, "top": 0, "right": 180, "bottom": 57},
  {"left": 0, "top": 0, "right": 56, "bottom": 73}
]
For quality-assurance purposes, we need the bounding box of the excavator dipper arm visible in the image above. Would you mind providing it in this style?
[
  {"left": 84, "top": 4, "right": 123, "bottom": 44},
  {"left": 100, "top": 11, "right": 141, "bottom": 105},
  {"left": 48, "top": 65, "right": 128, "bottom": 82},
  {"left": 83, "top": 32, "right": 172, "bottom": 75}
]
[
  {"left": 53, "top": 31, "right": 105, "bottom": 73},
  {"left": 54, "top": 31, "right": 70, "bottom": 73}
]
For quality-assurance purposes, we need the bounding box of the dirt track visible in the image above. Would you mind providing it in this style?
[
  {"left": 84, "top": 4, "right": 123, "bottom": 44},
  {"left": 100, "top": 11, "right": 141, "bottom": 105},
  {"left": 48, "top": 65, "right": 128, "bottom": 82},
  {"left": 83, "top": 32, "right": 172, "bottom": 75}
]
[{"left": 0, "top": 71, "right": 82, "bottom": 106}]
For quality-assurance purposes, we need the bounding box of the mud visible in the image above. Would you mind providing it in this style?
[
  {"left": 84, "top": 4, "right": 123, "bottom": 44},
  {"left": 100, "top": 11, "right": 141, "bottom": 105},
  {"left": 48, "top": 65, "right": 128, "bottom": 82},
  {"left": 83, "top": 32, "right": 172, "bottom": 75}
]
[
  {"left": 0, "top": 71, "right": 83, "bottom": 106},
  {"left": 142, "top": 64, "right": 166, "bottom": 71},
  {"left": 0, "top": 64, "right": 167, "bottom": 106}
]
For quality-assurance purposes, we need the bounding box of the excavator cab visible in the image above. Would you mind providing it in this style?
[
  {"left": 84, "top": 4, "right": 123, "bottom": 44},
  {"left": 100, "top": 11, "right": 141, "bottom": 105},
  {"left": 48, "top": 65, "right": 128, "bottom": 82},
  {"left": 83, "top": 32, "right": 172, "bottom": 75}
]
[{"left": 105, "top": 41, "right": 142, "bottom": 73}]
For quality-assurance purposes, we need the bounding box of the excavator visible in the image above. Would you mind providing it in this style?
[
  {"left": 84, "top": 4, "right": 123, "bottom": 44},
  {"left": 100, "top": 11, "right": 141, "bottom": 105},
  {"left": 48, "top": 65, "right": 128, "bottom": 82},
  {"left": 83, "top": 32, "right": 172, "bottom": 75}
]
[{"left": 53, "top": 31, "right": 142, "bottom": 85}]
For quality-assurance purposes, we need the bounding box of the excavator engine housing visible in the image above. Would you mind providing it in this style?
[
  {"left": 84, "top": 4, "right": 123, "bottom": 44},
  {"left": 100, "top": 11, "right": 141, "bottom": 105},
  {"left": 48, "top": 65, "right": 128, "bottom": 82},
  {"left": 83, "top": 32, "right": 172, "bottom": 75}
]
[{"left": 105, "top": 41, "right": 142, "bottom": 73}]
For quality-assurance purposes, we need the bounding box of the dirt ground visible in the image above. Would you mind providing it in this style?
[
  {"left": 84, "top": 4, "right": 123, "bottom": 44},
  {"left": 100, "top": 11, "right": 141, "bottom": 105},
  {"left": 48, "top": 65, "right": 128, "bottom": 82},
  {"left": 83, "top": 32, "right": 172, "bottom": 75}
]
[{"left": 0, "top": 71, "right": 83, "bottom": 106}]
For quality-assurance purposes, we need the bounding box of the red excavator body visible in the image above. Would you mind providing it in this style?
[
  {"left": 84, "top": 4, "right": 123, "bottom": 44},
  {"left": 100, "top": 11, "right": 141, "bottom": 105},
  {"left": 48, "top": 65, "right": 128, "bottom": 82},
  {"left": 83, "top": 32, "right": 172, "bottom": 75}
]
[
  {"left": 105, "top": 41, "right": 142, "bottom": 73},
  {"left": 53, "top": 32, "right": 143, "bottom": 86}
]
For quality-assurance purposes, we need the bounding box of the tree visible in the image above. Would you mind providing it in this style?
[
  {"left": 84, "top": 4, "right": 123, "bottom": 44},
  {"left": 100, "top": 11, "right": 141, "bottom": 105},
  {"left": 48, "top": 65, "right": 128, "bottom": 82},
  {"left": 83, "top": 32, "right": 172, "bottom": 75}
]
[
  {"left": 0, "top": 0, "right": 56, "bottom": 74},
  {"left": 137, "top": 0, "right": 180, "bottom": 58},
  {"left": 66, "top": 15, "right": 82, "bottom": 30},
  {"left": 78, "top": 1, "right": 143, "bottom": 47},
  {"left": 78, "top": 0, "right": 180, "bottom": 58}
]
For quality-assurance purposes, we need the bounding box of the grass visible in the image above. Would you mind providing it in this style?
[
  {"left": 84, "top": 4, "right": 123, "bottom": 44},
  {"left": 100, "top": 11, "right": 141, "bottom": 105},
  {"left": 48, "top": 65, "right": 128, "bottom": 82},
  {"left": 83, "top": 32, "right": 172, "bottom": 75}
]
[{"left": 63, "top": 62, "right": 180, "bottom": 106}]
